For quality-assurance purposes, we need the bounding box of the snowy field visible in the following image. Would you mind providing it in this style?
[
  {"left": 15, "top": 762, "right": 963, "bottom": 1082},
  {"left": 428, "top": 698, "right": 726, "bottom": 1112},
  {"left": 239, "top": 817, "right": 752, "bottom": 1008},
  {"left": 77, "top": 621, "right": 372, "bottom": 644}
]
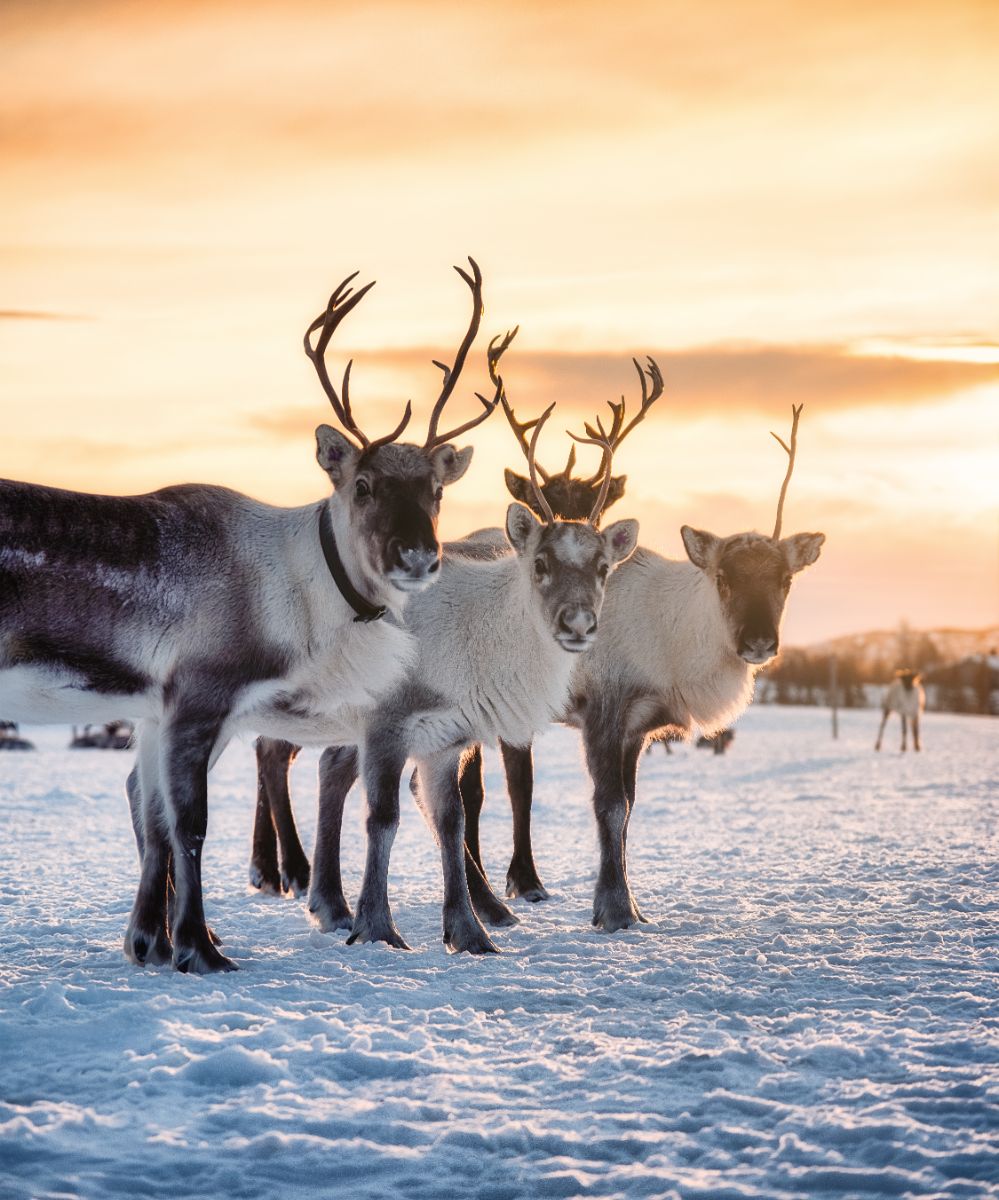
[{"left": 1, "top": 705, "right": 997, "bottom": 1200}]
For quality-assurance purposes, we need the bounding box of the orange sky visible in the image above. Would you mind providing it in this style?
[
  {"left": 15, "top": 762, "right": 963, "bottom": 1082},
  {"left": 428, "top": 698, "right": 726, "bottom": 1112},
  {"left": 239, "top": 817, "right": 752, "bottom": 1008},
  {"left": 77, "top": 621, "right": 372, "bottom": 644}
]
[{"left": 2, "top": 0, "right": 998, "bottom": 645}]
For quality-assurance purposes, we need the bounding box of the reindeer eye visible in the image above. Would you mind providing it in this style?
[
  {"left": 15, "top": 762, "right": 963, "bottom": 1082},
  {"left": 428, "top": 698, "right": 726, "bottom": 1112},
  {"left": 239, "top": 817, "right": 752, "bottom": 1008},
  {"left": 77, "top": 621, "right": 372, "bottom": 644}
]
[
  {"left": 354, "top": 478, "right": 371, "bottom": 500},
  {"left": 534, "top": 556, "right": 549, "bottom": 581},
  {"left": 434, "top": 485, "right": 444, "bottom": 504},
  {"left": 597, "top": 563, "right": 609, "bottom": 582}
]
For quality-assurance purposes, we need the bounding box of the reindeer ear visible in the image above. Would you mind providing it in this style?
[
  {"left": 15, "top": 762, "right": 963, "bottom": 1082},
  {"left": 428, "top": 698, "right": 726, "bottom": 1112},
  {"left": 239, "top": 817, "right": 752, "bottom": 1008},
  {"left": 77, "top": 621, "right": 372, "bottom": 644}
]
[
  {"left": 432, "top": 444, "right": 473, "bottom": 486},
  {"left": 315, "top": 425, "right": 359, "bottom": 487},
  {"left": 504, "top": 469, "right": 536, "bottom": 508},
  {"left": 505, "top": 501, "right": 541, "bottom": 554},
  {"left": 781, "top": 532, "right": 825, "bottom": 573},
  {"left": 681, "top": 526, "right": 721, "bottom": 571},
  {"left": 602, "top": 518, "right": 639, "bottom": 565}
]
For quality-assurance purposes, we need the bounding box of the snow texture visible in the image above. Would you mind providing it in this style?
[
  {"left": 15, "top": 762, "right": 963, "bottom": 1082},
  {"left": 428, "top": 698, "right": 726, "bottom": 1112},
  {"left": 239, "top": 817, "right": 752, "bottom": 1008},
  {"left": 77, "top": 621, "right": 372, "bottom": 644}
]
[{"left": 1, "top": 706, "right": 997, "bottom": 1199}]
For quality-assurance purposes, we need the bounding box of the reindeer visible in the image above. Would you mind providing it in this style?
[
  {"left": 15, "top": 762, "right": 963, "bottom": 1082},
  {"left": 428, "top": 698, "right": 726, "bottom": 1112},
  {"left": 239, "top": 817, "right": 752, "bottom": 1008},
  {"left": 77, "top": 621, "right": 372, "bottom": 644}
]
[
  {"left": 875, "top": 669, "right": 924, "bottom": 752},
  {"left": 0, "top": 259, "right": 508, "bottom": 973},
  {"left": 305, "top": 400, "right": 640, "bottom": 952},
  {"left": 459, "top": 404, "right": 824, "bottom": 932}
]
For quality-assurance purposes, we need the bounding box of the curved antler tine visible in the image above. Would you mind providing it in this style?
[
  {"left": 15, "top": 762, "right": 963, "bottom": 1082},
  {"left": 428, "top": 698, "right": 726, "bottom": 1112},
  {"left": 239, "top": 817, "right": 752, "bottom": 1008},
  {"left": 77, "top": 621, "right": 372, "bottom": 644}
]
[
  {"left": 771, "top": 403, "right": 803, "bottom": 540},
  {"left": 428, "top": 324, "right": 516, "bottom": 450},
  {"left": 365, "top": 401, "right": 414, "bottom": 453},
  {"left": 303, "top": 273, "right": 377, "bottom": 448},
  {"left": 563, "top": 443, "right": 577, "bottom": 476},
  {"left": 424, "top": 256, "right": 486, "bottom": 448},
  {"left": 501, "top": 390, "right": 550, "bottom": 482},
  {"left": 528, "top": 403, "right": 557, "bottom": 525}
]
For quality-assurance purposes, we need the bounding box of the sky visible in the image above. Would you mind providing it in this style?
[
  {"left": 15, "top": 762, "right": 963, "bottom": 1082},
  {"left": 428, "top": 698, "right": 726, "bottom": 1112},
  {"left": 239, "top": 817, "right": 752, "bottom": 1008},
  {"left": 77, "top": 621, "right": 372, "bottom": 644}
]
[{"left": 2, "top": 0, "right": 998, "bottom": 646}]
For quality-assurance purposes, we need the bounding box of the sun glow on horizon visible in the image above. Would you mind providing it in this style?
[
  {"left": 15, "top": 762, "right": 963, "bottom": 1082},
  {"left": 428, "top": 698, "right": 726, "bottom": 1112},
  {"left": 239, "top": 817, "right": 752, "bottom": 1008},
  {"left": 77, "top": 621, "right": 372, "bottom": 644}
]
[{"left": 2, "top": 0, "right": 997, "bottom": 644}]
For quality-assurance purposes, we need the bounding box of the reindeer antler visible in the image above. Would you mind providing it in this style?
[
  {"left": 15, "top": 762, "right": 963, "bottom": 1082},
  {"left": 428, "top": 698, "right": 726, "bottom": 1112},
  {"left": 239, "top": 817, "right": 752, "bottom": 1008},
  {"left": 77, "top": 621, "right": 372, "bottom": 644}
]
[
  {"left": 583, "top": 356, "right": 664, "bottom": 483},
  {"left": 770, "top": 403, "right": 802, "bottom": 540},
  {"left": 304, "top": 272, "right": 387, "bottom": 449},
  {"left": 563, "top": 355, "right": 665, "bottom": 524},
  {"left": 526, "top": 403, "right": 557, "bottom": 525},
  {"left": 567, "top": 422, "right": 618, "bottom": 526},
  {"left": 424, "top": 257, "right": 507, "bottom": 449}
]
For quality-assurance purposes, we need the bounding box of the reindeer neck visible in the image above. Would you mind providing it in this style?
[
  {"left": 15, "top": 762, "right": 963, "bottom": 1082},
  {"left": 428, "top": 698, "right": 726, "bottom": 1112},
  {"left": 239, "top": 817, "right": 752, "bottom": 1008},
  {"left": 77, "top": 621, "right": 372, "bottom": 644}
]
[{"left": 322, "top": 493, "right": 408, "bottom": 620}]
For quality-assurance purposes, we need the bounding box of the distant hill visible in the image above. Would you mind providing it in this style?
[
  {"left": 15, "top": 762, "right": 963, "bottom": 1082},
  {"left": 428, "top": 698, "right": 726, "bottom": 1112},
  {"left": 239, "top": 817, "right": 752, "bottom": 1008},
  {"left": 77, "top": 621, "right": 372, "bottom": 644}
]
[
  {"left": 808, "top": 625, "right": 999, "bottom": 671},
  {"left": 758, "top": 624, "right": 999, "bottom": 715}
]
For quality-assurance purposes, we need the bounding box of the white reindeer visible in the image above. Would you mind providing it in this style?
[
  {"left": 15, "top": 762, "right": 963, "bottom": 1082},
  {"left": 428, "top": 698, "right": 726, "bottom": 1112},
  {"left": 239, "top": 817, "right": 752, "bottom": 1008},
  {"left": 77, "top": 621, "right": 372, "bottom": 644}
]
[
  {"left": 0, "top": 260, "right": 509, "bottom": 973},
  {"left": 307, "top": 401, "right": 641, "bottom": 952},
  {"left": 875, "top": 669, "right": 924, "bottom": 752}
]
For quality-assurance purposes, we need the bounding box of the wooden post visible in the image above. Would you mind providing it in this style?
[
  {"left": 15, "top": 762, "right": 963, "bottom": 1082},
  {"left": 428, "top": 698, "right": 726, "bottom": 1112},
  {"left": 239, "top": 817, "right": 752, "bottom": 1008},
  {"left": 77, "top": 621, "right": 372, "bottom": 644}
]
[{"left": 829, "top": 654, "right": 839, "bottom": 739}]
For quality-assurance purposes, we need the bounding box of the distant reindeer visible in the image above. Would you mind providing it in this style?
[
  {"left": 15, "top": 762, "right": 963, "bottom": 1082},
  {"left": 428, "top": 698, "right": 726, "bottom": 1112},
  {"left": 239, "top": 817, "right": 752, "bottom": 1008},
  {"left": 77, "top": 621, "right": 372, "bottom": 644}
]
[
  {"left": 0, "top": 258, "right": 507, "bottom": 973},
  {"left": 461, "top": 404, "right": 824, "bottom": 931},
  {"left": 875, "top": 669, "right": 924, "bottom": 752},
  {"left": 304, "top": 397, "right": 640, "bottom": 952}
]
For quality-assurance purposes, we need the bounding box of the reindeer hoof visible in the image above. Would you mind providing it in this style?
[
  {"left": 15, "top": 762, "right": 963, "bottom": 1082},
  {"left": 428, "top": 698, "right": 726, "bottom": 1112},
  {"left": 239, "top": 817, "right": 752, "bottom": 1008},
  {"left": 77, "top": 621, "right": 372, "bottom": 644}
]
[
  {"left": 592, "top": 886, "right": 647, "bottom": 933},
  {"left": 346, "top": 909, "right": 411, "bottom": 950},
  {"left": 280, "top": 862, "right": 311, "bottom": 899},
  {"left": 123, "top": 924, "right": 172, "bottom": 967},
  {"left": 173, "top": 939, "right": 238, "bottom": 974},
  {"left": 308, "top": 894, "right": 354, "bottom": 933},
  {"left": 506, "top": 863, "right": 550, "bottom": 903},
  {"left": 248, "top": 862, "right": 282, "bottom": 895},
  {"left": 443, "top": 916, "right": 499, "bottom": 955}
]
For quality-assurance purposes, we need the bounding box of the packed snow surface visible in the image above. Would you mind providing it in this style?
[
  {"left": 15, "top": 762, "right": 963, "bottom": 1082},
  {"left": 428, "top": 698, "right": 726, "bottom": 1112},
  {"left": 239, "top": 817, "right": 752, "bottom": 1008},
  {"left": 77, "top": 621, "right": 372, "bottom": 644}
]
[{"left": 1, "top": 706, "right": 997, "bottom": 1199}]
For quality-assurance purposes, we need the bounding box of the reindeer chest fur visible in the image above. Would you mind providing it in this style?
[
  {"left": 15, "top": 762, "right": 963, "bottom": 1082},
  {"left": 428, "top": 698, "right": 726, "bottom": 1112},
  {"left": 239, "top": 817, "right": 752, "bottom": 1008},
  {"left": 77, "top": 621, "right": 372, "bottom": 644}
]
[
  {"left": 400, "top": 557, "right": 573, "bottom": 755},
  {"left": 571, "top": 550, "right": 756, "bottom": 740}
]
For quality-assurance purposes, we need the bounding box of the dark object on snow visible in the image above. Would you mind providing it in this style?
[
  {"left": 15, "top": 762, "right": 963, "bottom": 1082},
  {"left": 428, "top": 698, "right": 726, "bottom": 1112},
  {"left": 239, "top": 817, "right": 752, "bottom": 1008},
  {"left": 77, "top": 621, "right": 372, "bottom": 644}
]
[
  {"left": 69, "top": 721, "right": 134, "bottom": 750},
  {"left": 0, "top": 720, "right": 34, "bottom": 751},
  {"left": 697, "top": 729, "right": 735, "bottom": 755}
]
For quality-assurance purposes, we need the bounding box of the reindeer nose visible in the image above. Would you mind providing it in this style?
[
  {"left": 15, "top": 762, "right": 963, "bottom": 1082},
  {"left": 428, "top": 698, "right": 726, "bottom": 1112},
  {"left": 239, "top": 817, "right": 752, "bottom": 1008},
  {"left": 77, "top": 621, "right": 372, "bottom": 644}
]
[
  {"left": 558, "top": 605, "right": 598, "bottom": 640},
  {"left": 392, "top": 541, "right": 440, "bottom": 577},
  {"left": 739, "top": 634, "right": 778, "bottom": 663}
]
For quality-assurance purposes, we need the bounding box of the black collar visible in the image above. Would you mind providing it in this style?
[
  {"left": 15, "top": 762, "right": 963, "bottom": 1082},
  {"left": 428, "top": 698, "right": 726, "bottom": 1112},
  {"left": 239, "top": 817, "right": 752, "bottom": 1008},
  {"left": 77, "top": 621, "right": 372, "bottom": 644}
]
[{"left": 318, "top": 507, "right": 386, "bottom": 624}]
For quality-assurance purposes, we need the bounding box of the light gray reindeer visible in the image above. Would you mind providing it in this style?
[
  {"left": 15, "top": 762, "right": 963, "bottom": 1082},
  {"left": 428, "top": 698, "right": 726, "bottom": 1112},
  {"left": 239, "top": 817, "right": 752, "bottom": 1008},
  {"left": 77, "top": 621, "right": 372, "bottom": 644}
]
[
  {"left": 461, "top": 403, "right": 825, "bottom": 932},
  {"left": 306, "top": 402, "right": 640, "bottom": 952},
  {"left": 0, "top": 258, "right": 509, "bottom": 973},
  {"left": 875, "top": 669, "right": 924, "bottom": 752}
]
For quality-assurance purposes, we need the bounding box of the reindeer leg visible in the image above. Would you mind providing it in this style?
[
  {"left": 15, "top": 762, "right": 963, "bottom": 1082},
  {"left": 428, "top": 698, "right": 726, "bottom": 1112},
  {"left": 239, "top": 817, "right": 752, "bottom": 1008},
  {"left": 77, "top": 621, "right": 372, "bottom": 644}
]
[
  {"left": 913, "top": 714, "right": 921, "bottom": 752},
  {"left": 415, "top": 751, "right": 498, "bottom": 954},
  {"left": 901, "top": 714, "right": 908, "bottom": 752},
  {"left": 160, "top": 703, "right": 236, "bottom": 973},
  {"left": 308, "top": 745, "right": 358, "bottom": 932},
  {"left": 585, "top": 706, "right": 647, "bottom": 932},
  {"left": 249, "top": 739, "right": 281, "bottom": 895},
  {"left": 251, "top": 738, "right": 309, "bottom": 896},
  {"left": 124, "top": 722, "right": 174, "bottom": 967},
  {"left": 503, "top": 740, "right": 549, "bottom": 902},
  {"left": 457, "top": 745, "right": 518, "bottom": 927},
  {"left": 348, "top": 735, "right": 410, "bottom": 950},
  {"left": 459, "top": 745, "right": 486, "bottom": 874},
  {"left": 875, "top": 710, "right": 889, "bottom": 751}
]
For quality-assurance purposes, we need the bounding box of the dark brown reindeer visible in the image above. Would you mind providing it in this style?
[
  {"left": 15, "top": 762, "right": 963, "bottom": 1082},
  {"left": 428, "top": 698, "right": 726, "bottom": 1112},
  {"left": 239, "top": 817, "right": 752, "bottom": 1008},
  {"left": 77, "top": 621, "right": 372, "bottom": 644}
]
[
  {"left": 463, "top": 404, "right": 824, "bottom": 932},
  {"left": 0, "top": 258, "right": 508, "bottom": 973},
  {"left": 247, "top": 357, "right": 658, "bottom": 902}
]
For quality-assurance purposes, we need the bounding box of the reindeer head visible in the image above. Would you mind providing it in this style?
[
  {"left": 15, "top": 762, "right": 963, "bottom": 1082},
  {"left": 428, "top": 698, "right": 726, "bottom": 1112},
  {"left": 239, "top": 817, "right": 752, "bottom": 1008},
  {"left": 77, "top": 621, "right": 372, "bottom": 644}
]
[
  {"left": 500, "top": 356, "right": 663, "bottom": 525},
  {"left": 309, "top": 260, "right": 515, "bottom": 593},
  {"left": 502, "top": 404, "right": 638, "bottom": 652},
  {"left": 680, "top": 405, "right": 825, "bottom": 665}
]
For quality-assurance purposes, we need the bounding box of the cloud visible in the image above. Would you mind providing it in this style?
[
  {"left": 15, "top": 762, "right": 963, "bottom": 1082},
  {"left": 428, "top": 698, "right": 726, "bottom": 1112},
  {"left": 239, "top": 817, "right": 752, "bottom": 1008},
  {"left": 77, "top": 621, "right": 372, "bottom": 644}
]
[
  {"left": 0, "top": 310, "right": 87, "bottom": 321},
  {"left": 245, "top": 343, "right": 999, "bottom": 442}
]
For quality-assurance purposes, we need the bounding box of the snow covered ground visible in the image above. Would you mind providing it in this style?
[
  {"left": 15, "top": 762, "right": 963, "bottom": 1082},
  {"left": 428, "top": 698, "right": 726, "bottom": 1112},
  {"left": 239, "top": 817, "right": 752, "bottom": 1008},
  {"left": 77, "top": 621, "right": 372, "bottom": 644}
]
[{"left": 1, "top": 706, "right": 996, "bottom": 1199}]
